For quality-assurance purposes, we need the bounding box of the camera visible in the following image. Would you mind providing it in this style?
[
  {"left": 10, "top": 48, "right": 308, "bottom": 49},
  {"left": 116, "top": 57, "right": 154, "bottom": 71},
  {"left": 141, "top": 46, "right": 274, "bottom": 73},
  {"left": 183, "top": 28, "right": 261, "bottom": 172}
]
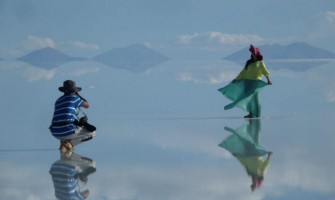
[{"left": 79, "top": 116, "right": 88, "bottom": 126}]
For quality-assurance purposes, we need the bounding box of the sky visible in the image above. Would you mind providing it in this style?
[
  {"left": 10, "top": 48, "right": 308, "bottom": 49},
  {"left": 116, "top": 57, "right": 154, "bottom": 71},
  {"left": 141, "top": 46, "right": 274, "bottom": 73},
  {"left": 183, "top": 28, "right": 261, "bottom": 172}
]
[{"left": 1, "top": 0, "right": 335, "bottom": 60}]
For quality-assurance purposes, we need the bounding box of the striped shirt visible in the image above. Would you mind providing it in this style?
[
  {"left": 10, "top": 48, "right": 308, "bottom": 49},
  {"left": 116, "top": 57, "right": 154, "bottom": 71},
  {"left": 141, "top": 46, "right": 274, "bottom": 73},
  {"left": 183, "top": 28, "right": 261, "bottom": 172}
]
[
  {"left": 50, "top": 94, "right": 84, "bottom": 139},
  {"left": 50, "top": 162, "right": 84, "bottom": 200}
]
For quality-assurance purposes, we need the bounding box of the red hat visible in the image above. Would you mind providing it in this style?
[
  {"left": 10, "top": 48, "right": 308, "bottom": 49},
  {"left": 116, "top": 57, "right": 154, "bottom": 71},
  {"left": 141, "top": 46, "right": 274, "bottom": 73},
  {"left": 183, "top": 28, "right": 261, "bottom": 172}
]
[
  {"left": 251, "top": 178, "right": 263, "bottom": 191},
  {"left": 249, "top": 44, "right": 262, "bottom": 57}
]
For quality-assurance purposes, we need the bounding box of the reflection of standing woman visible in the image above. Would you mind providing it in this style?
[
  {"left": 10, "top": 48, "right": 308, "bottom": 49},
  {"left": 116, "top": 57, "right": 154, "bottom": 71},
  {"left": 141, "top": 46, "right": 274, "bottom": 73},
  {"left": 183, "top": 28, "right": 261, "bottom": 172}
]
[
  {"left": 236, "top": 151, "right": 272, "bottom": 191},
  {"left": 219, "top": 119, "right": 273, "bottom": 191},
  {"left": 218, "top": 45, "right": 272, "bottom": 118}
]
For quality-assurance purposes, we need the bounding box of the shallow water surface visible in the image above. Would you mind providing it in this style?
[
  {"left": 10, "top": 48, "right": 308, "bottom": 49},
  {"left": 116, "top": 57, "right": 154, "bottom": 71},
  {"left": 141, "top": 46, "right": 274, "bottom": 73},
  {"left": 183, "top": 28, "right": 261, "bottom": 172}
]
[{"left": 1, "top": 60, "right": 335, "bottom": 199}]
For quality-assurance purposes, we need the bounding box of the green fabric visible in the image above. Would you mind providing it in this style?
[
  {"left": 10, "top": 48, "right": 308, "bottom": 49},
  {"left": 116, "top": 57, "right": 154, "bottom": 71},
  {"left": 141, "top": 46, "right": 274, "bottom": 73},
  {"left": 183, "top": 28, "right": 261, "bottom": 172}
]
[
  {"left": 219, "top": 120, "right": 269, "bottom": 157},
  {"left": 218, "top": 79, "right": 267, "bottom": 117}
]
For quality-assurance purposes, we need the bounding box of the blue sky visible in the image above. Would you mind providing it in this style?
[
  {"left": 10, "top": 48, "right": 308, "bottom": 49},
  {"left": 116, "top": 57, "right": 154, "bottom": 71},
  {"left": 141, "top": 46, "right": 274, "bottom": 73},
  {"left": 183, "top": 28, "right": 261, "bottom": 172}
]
[{"left": 1, "top": 0, "right": 335, "bottom": 59}]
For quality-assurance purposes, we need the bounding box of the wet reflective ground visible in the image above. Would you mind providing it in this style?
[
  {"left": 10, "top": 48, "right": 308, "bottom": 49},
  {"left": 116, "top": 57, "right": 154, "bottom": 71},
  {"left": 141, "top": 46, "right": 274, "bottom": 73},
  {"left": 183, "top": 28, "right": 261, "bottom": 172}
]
[{"left": 1, "top": 60, "right": 335, "bottom": 199}]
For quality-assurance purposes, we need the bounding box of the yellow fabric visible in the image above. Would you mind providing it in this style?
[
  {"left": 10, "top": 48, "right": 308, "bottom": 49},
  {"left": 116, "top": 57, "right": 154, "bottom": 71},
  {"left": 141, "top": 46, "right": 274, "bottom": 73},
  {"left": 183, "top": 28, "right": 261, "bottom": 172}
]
[
  {"left": 236, "top": 61, "right": 270, "bottom": 81},
  {"left": 236, "top": 156, "right": 270, "bottom": 177}
]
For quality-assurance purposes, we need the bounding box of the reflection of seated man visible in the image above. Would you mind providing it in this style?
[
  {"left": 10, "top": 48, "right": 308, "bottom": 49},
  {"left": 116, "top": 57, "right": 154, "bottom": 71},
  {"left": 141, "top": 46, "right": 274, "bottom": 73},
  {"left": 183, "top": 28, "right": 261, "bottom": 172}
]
[
  {"left": 235, "top": 152, "right": 272, "bottom": 191},
  {"left": 49, "top": 152, "right": 96, "bottom": 200}
]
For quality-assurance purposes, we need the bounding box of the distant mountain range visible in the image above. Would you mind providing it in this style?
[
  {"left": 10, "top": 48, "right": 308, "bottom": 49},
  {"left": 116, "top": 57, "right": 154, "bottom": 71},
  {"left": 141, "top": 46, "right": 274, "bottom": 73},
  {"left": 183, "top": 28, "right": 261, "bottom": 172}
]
[
  {"left": 93, "top": 44, "right": 169, "bottom": 72},
  {"left": 224, "top": 42, "right": 335, "bottom": 61},
  {"left": 224, "top": 42, "right": 335, "bottom": 71},
  {"left": 16, "top": 44, "right": 169, "bottom": 72},
  {"left": 17, "top": 47, "right": 87, "bottom": 69},
  {"left": 11, "top": 42, "right": 335, "bottom": 71}
]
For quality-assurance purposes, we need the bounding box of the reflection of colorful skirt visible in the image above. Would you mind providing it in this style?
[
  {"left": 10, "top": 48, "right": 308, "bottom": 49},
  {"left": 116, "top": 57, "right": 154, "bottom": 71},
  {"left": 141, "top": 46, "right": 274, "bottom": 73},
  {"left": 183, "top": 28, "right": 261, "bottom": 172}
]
[
  {"left": 219, "top": 123, "right": 269, "bottom": 157},
  {"left": 218, "top": 79, "right": 268, "bottom": 117}
]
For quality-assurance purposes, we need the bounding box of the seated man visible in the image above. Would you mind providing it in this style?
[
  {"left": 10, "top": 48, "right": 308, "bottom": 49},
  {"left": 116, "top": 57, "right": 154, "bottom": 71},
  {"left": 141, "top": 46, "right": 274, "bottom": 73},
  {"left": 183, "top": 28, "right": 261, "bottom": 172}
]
[{"left": 50, "top": 80, "right": 96, "bottom": 151}]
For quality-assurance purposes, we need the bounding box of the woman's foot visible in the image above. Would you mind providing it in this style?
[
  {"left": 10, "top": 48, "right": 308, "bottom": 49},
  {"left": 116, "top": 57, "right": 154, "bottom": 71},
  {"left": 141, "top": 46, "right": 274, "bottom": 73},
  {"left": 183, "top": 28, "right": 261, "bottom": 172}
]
[{"left": 244, "top": 113, "right": 253, "bottom": 118}]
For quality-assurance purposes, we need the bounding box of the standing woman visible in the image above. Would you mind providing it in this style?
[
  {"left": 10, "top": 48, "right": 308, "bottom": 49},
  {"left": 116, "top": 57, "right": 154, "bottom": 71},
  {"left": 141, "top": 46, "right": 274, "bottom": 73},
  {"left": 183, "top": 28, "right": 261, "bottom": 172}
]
[{"left": 218, "top": 45, "right": 272, "bottom": 118}]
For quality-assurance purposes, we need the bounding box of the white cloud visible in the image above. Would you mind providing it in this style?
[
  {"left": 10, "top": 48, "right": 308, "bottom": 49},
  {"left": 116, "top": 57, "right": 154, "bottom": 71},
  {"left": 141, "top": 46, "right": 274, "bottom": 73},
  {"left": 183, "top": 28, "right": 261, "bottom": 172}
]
[
  {"left": 326, "top": 89, "right": 335, "bottom": 102},
  {"left": 2, "top": 61, "right": 100, "bottom": 82},
  {"left": 22, "top": 35, "right": 56, "bottom": 50},
  {"left": 0, "top": 61, "right": 57, "bottom": 82},
  {"left": 70, "top": 66, "right": 100, "bottom": 76},
  {"left": 312, "top": 11, "right": 335, "bottom": 33},
  {"left": 143, "top": 42, "right": 152, "bottom": 48},
  {"left": 1, "top": 35, "right": 57, "bottom": 58},
  {"left": 178, "top": 71, "right": 236, "bottom": 84},
  {"left": 208, "top": 72, "right": 237, "bottom": 84},
  {"left": 177, "top": 32, "right": 264, "bottom": 45},
  {"left": 322, "top": 11, "right": 335, "bottom": 24},
  {"left": 0, "top": 162, "right": 54, "bottom": 200},
  {"left": 22, "top": 67, "right": 56, "bottom": 82},
  {"left": 0, "top": 47, "right": 23, "bottom": 58},
  {"left": 18, "top": 36, "right": 101, "bottom": 58},
  {"left": 57, "top": 65, "right": 100, "bottom": 77},
  {"left": 304, "top": 11, "right": 335, "bottom": 49},
  {"left": 178, "top": 72, "right": 200, "bottom": 83},
  {"left": 89, "top": 165, "right": 255, "bottom": 200},
  {"left": 67, "top": 40, "right": 100, "bottom": 50}
]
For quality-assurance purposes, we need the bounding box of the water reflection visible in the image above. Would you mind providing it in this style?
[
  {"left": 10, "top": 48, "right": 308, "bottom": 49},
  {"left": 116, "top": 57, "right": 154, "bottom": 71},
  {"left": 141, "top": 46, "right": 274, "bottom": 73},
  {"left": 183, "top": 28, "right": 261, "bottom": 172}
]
[
  {"left": 219, "top": 119, "right": 273, "bottom": 191},
  {"left": 49, "top": 152, "right": 96, "bottom": 199}
]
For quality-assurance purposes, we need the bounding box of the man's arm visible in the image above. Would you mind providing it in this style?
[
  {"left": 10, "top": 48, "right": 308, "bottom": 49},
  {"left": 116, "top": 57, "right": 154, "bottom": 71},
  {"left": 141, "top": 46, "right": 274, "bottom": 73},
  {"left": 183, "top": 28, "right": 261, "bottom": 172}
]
[{"left": 76, "top": 92, "right": 90, "bottom": 108}]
